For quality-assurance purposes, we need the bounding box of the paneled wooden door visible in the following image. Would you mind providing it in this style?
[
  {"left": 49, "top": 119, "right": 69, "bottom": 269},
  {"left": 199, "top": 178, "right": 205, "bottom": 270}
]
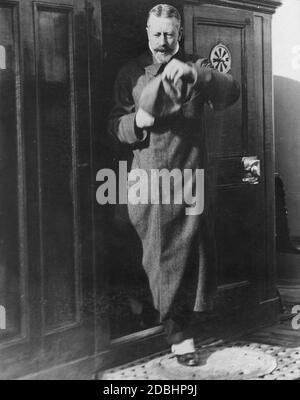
[
  {"left": 184, "top": 3, "right": 278, "bottom": 321},
  {"left": 0, "top": 0, "right": 101, "bottom": 378}
]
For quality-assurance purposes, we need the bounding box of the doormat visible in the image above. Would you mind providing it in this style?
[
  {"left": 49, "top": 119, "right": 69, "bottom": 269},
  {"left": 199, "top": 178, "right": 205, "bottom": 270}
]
[{"left": 100, "top": 341, "right": 300, "bottom": 380}]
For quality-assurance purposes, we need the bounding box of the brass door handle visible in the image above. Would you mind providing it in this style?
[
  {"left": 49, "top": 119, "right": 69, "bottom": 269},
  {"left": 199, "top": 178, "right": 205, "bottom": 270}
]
[{"left": 242, "top": 156, "right": 260, "bottom": 185}]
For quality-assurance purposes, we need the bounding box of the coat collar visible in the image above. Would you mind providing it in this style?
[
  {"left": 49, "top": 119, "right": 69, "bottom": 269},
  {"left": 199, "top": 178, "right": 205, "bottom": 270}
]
[{"left": 138, "top": 48, "right": 186, "bottom": 77}]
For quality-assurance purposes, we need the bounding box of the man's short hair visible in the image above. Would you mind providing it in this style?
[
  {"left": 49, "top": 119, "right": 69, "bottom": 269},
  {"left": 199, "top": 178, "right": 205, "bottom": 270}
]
[{"left": 147, "top": 4, "right": 181, "bottom": 27}]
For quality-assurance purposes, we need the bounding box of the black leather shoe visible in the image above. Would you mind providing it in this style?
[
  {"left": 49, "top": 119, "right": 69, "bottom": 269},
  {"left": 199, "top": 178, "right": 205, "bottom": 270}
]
[{"left": 176, "top": 352, "right": 199, "bottom": 367}]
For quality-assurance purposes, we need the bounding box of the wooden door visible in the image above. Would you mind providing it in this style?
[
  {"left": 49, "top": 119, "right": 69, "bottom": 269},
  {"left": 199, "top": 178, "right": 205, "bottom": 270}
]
[
  {"left": 0, "top": 0, "right": 101, "bottom": 379},
  {"left": 184, "top": 2, "right": 278, "bottom": 325}
]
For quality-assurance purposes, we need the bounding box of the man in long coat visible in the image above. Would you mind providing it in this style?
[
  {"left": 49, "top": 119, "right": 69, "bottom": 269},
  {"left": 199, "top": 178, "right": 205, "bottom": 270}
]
[{"left": 108, "top": 4, "right": 240, "bottom": 366}]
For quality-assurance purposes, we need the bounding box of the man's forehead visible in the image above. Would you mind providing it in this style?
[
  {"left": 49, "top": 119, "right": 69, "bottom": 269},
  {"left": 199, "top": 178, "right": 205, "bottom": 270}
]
[{"left": 147, "top": 15, "right": 180, "bottom": 31}]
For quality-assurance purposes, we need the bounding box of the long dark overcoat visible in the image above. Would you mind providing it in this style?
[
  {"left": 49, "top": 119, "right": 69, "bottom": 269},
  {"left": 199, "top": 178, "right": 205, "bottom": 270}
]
[{"left": 108, "top": 49, "right": 240, "bottom": 321}]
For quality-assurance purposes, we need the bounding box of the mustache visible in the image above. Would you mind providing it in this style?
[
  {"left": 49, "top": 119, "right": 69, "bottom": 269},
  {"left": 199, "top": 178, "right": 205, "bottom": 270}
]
[{"left": 154, "top": 46, "right": 172, "bottom": 53}]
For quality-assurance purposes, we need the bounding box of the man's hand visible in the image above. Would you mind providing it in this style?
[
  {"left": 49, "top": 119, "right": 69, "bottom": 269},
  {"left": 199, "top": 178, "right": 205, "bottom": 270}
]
[
  {"left": 162, "top": 59, "right": 197, "bottom": 86},
  {"left": 135, "top": 108, "right": 155, "bottom": 129}
]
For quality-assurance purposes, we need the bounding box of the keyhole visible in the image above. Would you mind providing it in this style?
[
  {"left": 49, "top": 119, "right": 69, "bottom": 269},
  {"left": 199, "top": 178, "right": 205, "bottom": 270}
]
[{"left": 0, "top": 46, "right": 6, "bottom": 70}]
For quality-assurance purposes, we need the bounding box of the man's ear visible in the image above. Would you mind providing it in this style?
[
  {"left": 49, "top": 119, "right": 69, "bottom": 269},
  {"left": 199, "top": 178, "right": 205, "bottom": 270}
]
[
  {"left": 178, "top": 27, "right": 183, "bottom": 42},
  {"left": 146, "top": 26, "right": 150, "bottom": 39}
]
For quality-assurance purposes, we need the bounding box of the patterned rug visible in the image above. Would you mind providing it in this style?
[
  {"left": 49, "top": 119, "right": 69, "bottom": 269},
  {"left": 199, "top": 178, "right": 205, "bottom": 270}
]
[{"left": 101, "top": 340, "right": 300, "bottom": 380}]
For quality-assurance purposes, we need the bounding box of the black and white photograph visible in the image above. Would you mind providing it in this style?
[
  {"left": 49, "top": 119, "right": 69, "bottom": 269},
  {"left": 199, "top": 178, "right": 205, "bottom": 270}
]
[{"left": 0, "top": 0, "right": 299, "bottom": 382}]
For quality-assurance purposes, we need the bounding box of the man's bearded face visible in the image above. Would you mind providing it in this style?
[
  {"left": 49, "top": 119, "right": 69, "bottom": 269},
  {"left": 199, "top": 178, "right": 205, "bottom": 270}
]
[{"left": 147, "top": 15, "right": 182, "bottom": 64}]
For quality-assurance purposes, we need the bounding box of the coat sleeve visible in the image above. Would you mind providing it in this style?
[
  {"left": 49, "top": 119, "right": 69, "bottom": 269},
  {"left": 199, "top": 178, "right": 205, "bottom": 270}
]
[
  {"left": 108, "top": 66, "right": 148, "bottom": 145},
  {"left": 192, "top": 58, "right": 240, "bottom": 111}
]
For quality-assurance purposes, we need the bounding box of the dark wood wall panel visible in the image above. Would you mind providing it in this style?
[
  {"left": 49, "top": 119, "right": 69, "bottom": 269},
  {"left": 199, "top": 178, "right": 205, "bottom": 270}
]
[
  {"left": 193, "top": 14, "right": 251, "bottom": 287},
  {"left": 0, "top": 0, "right": 98, "bottom": 378},
  {"left": 194, "top": 20, "right": 246, "bottom": 157},
  {"left": 185, "top": 6, "right": 262, "bottom": 298},
  {"left": 0, "top": 2, "right": 26, "bottom": 343},
  {"left": 34, "top": 4, "right": 80, "bottom": 332},
  {"left": 215, "top": 187, "right": 255, "bottom": 285}
]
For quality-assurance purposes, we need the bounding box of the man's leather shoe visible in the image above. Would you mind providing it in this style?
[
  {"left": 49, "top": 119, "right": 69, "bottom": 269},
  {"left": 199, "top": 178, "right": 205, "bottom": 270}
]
[{"left": 176, "top": 352, "right": 199, "bottom": 367}]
